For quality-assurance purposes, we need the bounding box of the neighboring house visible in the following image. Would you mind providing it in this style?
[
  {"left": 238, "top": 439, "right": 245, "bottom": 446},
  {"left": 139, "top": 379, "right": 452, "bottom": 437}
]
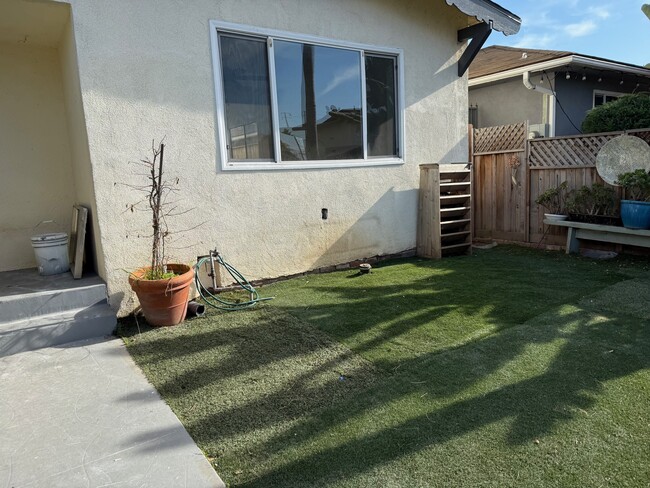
[
  {"left": 469, "top": 46, "right": 650, "bottom": 137},
  {"left": 0, "top": 0, "right": 519, "bottom": 315}
]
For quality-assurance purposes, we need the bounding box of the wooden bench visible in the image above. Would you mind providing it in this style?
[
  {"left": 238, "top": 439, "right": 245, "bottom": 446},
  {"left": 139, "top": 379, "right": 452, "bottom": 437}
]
[{"left": 544, "top": 219, "right": 650, "bottom": 254}]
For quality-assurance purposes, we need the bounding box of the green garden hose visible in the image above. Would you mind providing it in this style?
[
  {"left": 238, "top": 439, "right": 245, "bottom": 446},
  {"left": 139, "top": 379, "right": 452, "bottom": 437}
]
[{"left": 194, "top": 253, "right": 273, "bottom": 311}]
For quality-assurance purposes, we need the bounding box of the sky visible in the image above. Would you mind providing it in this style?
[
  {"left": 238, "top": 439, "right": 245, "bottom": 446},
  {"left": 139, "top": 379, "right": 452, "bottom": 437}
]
[{"left": 485, "top": 0, "right": 650, "bottom": 67}]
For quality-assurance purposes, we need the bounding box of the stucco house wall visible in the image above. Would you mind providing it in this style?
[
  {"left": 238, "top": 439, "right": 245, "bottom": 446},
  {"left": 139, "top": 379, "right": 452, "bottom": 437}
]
[
  {"left": 470, "top": 70, "right": 645, "bottom": 136},
  {"left": 553, "top": 77, "right": 635, "bottom": 136},
  {"left": 59, "top": 17, "right": 105, "bottom": 278},
  {"left": 469, "top": 75, "right": 548, "bottom": 129},
  {"left": 57, "top": 0, "right": 471, "bottom": 315},
  {"left": 0, "top": 41, "right": 76, "bottom": 272}
]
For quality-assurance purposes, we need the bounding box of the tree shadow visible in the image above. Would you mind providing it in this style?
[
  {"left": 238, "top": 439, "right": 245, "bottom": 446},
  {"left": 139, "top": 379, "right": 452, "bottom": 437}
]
[
  {"left": 234, "top": 307, "right": 650, "bottom": 487},
  {"left": 269, "top": 247, "right": 625, "bottom": 369},
  {"left": 116, "top": 249, "right": 650, "bottom": 486}
]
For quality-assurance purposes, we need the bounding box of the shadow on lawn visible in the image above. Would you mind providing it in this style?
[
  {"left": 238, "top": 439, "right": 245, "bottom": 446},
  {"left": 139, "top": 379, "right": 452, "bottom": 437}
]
[
  {"left": 118, "top": 248, "right": 620, "bottom": 378},
  {"left": 236, "top": 308, "right": 650, "bottom": 487},
  {"left": 269, "top": 250, "right": 624, "bottom": 369},
  {"left": 118, "top": 308, "right": 382, "bottom": 446},
  {"left": 117, "top": 250, "right": 649, "bottom": 486},
  {"left": 119, "top": 308, "right": 378, "bottom": 395}
]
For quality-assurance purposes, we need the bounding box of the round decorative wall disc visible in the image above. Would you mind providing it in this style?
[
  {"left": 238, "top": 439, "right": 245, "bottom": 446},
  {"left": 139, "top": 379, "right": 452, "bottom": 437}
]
[{"left": 596, "top": 135, "right": 650, "bottom": 186}]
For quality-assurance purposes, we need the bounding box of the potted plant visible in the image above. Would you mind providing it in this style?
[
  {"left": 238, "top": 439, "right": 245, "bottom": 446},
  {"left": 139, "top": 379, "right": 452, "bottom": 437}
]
[
  {"left": 566, "top": 183, "right": 620, "bottom": 225},
  {"left": 127, "top": 141, "right": 194, "bottom": 326},
  {"left": 616, "top": 169, "right": 650, "bottom": 229},
  {"left": 536, "top": 181, "right": 569, "bottom": 221}
]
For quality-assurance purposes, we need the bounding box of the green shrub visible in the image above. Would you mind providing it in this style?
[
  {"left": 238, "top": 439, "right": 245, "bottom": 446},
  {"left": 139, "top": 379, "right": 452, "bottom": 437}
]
[
  {"left": 582, "top": 94, "right": 650, "bottom": 133},
  {"left": 616, "top": 169, "right": 650, "bottom": 201},
  {"left": 566, "top": 184, "right": 617, "bottom": 215},
  {"left": 535, "top": 181, "right": 569, "bottom": 214}
]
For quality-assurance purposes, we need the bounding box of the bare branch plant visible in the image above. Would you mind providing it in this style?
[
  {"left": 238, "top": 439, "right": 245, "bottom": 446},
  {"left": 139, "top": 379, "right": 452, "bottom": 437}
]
[
  {"left": 126, "top": 140, "right": 177, "bottom": 279},
  {"left": 122, "top": 139, "right": 203, "bottom": 279}
]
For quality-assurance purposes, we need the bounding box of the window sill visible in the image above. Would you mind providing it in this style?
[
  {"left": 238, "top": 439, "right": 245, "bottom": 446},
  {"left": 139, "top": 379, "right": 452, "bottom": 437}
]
[{"left": 221, "top": 158, "right": 405, "bottom": 171}]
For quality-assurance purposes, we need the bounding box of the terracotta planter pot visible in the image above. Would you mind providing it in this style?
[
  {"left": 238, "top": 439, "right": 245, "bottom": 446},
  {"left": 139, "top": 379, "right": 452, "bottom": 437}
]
[{"left": 129, "top": 263, "right": 194, "bottom": 326}]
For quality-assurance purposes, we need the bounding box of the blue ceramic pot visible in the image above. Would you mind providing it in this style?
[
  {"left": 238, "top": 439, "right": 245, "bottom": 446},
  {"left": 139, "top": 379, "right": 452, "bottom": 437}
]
[{"left": 620, "top": 200, "right": 650, "bottom": 229}]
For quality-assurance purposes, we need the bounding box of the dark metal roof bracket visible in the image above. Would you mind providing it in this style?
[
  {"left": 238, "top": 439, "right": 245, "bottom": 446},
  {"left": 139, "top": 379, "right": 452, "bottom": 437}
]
[{"left": 457, "top": 21, "right": 492, "bottom": 77}]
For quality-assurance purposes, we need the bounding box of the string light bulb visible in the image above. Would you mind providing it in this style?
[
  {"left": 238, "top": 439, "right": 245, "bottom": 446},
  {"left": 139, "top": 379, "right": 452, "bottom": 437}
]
[{"left": 565, "top": 72, "right": 571, "bottom": 80}]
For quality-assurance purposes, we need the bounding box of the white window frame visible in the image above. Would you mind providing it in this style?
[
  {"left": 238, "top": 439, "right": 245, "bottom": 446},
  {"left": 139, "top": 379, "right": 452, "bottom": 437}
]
[
  {"left": 593, "top": 89, "right": 624, "bottom": 108},
  {"left": 209, "top": 20, "right": 405, "bottom": 171}
]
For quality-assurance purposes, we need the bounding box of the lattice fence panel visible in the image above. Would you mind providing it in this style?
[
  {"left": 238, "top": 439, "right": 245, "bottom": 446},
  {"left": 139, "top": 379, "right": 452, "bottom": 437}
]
[
  {"left": 529, "top": 134, "right": 611, "bottom": 168},
  {"left": 474, "top": 122, "right": 527, "bottom": 154},
  {"left": 529, "top": 131, "right": 650, "bottom": 168},
  {"left": 627, "top": 129, "right": 650, "bottom": 145}
]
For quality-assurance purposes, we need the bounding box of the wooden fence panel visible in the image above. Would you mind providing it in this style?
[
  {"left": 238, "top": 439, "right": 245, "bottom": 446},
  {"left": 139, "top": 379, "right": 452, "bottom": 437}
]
[
  {"left": 528, "top": 168, "right": 623, "bottom": 245},
  {"left": 529, "top": 169, "right": 568, "bottom": 246},
  {"left": 474, "top": 151, "right": 527, "bottom": 241},
  {"left": 472, "top": 124, "right": 647, "bottom": 249}
]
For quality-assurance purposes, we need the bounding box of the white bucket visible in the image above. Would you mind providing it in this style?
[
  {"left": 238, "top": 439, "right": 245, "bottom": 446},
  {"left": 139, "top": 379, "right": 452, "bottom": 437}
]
[{"left": 31, "top": 233, "right": 70, "bottom": 276}]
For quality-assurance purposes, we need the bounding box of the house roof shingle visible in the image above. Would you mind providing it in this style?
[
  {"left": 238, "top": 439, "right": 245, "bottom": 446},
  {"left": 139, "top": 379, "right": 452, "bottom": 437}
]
[
  {"left": 469, "top": 45, "right": 650, "bottom": 80},
  {"left": 469, "top": 46, "right": 572, "bottom": 79}
]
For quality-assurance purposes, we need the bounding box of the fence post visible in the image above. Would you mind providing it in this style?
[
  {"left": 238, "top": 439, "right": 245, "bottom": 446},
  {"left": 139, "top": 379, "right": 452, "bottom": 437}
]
[
  {"left": 417, "top": 164, "right": 442, "bottom": 259},
  {"left": 469, "top": 124, "right": 475, "bottom": 238},
  {"left": 524, "top": 121, "right": 531, "bottom": 243}
]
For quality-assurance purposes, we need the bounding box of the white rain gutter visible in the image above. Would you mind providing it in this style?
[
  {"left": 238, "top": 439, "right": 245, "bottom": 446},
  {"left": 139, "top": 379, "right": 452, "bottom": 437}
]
[
  {"left": 469, "top": 55, "right": 650, "bottom": 87},
  {"left": 523, "top": 71, "right": 556, "bottom": 137}
]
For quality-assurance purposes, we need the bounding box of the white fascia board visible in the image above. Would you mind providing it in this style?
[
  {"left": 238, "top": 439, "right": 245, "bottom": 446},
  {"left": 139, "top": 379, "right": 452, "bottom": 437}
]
[
  {"left": 446, "top": 0, "right": 521, "bottom": 35},
  {"left": 469, "top": 56, "right": 574, "bottom": 86},
  {"left": 469, "top": 55, "right": 650, "bottom": 87},
  {"left": 570, "top": 56, "right": 650, "bottom": 77}
]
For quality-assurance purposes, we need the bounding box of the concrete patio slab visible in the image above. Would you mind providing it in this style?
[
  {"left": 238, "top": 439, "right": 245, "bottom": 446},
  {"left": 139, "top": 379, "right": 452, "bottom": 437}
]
[{"left": 0, "top": 337, "right": 224, "bottom": 487}]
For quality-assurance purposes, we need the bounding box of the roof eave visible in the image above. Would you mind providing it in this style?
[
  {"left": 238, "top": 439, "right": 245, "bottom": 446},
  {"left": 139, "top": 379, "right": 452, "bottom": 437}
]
[
  {"left": 447, "top": 0, "right": 521, "bottom": 36},
  {"left": 469, "top": 55, "right": 650, "bottom": 86}
]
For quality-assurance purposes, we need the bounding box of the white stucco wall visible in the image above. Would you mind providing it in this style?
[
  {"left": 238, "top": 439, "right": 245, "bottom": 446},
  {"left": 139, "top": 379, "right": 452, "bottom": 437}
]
[
  {"left": 59, "top": 18, "right": 105, "bottom": 278},
  {"left": 59, "top": 0, "right": 470, "bottom": 314},
  {"left": 469, "top": 76, "right": 547, "bottom": 128},
  {"left": 0, "top": 41, "right": 76, "bottom": 272}
]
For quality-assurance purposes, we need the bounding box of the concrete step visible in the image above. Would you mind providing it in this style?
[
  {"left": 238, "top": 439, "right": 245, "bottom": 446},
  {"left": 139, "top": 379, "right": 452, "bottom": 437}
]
[
  {"left": 0, "top": 273, "right": 108, "bottom": 324},
  {"left": 0, "top": 303, "right": 117, "bottom": 357}
]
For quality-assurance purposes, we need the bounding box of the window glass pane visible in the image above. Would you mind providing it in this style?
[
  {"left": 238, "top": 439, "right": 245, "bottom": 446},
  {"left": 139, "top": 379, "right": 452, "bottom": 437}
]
[
  {"left": 365, "top": 55, "right": 397, "bottom": 157},
  {"left": 274, "top": 40, "right": 363, "bottom": 161},
  {"left": 594, "top": 94, "right": 604, "bottom": 107},
  {"left": 220, "top": 35, "right": 274, "bottom": 161}
]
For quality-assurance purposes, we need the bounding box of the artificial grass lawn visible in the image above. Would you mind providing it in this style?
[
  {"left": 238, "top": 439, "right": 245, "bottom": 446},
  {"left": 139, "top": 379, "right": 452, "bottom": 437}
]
[{"left": 118, "top": 246, "right": 650, "bottom": 487}]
